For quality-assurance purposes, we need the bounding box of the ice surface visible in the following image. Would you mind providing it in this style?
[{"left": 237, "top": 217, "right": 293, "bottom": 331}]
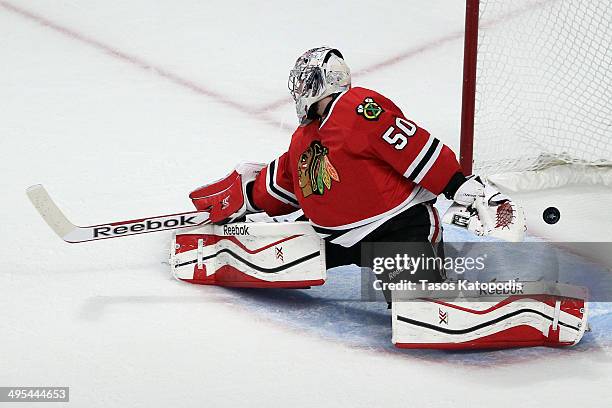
[{"left": 1, "top": 1, "right": 610, "bottom": 407}]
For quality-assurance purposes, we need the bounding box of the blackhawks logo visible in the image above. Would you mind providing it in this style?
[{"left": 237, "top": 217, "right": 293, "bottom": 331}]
[
  {"left": 356, "top": 97, "right": 384, "bottom": 120},
  {"left": 297, "top": 141, "right": 340, "bottom": 198}
]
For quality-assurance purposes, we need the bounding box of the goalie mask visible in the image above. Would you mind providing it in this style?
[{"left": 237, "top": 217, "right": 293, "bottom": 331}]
[{"left": 288, "top": 47, "right": 351, "bottom": 125}]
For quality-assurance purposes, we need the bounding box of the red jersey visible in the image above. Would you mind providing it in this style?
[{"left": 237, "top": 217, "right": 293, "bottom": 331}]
[{"left": 251, "top": 87, "right": 460, "bottom": 246}]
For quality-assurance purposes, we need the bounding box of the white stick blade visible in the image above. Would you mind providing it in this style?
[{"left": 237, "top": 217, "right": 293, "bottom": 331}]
[{"left": 26, "top": 184, "right": 77, "bottom": 239}]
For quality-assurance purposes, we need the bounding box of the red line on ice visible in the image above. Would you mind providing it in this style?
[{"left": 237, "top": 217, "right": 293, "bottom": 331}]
[
  {"left": 254, "top": 0, "right": 557, "bottom": 114},
  {"left": 0, "top": 0, "right": 289, "bottom": 130},
  {"left": 0, "top": 0, "right": 555, "bottom": 123},
  {"left": 255, "top": 32, "right": 465, "bottom": 114}
]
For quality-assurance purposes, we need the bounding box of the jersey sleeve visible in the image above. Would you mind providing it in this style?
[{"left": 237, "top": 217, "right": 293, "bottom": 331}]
[
  {"left": 359, "top": 98, "right": 461, "bottom": 195},
  {"left": 251, "top": 152, "right": 300, "bottom": 216}
]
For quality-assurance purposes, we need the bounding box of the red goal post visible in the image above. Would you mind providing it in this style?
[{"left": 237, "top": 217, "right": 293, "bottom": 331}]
[{"left": 460, "top": 0, "right": 479, "bottom": 176}]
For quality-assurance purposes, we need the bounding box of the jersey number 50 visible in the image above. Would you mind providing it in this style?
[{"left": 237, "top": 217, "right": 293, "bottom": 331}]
[{"left": 381, "top": 118, "right": 417, "bottom": 150}]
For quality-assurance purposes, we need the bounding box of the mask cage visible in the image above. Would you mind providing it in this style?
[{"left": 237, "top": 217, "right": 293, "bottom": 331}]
[{"left": 288, "top": 66, "right": 325, "bottom": 102}]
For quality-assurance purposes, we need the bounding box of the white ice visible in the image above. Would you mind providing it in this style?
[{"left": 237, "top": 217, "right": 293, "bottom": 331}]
[{"left": 1, "top": 1, "right": 610, "bottom": 407}]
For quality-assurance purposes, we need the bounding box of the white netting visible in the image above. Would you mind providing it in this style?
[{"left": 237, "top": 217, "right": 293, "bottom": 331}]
[{"left": 473, "top": 0, "right": 612, "bottom": 176}]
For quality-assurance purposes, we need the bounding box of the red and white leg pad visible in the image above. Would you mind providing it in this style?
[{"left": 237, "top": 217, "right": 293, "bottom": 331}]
[
  {"left": 392, "top": 283, "right": 588, "bottom": 349},
  {"left": 170, "top": 221, "right": 326, "bottom": 288}
]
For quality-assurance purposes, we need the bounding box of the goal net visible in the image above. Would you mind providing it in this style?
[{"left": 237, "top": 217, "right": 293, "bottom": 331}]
[{"left": 461, "top": 0, "right": 611, "bottom": 182}]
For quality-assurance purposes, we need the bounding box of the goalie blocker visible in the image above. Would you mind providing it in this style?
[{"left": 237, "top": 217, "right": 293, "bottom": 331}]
[{"left": 171, "top": 220, "right": 588, "bottom": 349}]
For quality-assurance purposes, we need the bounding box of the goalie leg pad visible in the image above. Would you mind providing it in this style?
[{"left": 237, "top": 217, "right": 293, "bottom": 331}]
[
  {"left": 391, "top": 282, "right": 588, "bottom": 349},
  {"left": 170, "top": 221, "right": 326, "bottom": 288}
]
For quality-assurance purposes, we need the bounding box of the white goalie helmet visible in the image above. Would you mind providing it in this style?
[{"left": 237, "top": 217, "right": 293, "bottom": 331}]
[{"left": 288, "top": 47, "right": 351, "bottom": 125}]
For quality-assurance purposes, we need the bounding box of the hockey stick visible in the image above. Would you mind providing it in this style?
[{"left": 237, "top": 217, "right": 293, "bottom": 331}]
[{"left": 26, "top": 184, "right": 210, "bottom": 243}]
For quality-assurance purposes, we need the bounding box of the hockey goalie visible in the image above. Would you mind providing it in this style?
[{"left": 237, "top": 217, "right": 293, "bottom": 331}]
[{"left": 170, "top": 47, "right": 588, "bottom": 350}]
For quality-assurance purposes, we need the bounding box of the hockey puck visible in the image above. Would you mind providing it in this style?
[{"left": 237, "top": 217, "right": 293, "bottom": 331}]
[{"left": 543, "top": 207, "right": 561, "bottom": 224}]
